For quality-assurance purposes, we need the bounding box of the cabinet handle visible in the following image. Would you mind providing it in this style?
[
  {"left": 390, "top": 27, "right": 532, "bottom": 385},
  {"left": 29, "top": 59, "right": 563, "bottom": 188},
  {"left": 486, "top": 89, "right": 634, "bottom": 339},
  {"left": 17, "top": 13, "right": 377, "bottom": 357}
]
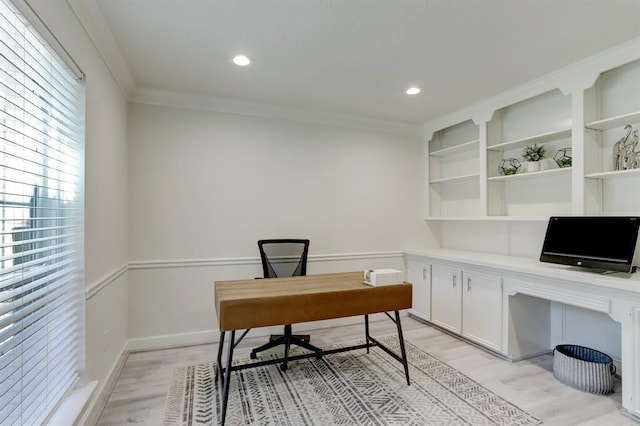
[
  {"left": 467, "top": 276, "right": 472, "bottom": 291},
  {"left": 423, "top": 267, "right": 427, "bottom": 280},
  {"left": 452, "top": 274, "right": 457, "bottom": 287}
]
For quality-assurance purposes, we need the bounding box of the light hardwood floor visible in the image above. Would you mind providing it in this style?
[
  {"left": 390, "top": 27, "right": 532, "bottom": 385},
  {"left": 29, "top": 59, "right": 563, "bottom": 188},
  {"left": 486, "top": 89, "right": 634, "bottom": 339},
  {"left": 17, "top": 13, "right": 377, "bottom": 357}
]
[{"left": 96, "top": 315, "right": 637, "bottom": 425}]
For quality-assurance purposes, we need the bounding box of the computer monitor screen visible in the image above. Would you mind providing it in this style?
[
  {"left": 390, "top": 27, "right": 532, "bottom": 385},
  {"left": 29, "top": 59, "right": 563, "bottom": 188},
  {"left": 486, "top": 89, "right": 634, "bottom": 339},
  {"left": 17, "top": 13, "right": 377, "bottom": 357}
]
[{"left": 540, "top": 216, "right": 640, "bottom": 273}]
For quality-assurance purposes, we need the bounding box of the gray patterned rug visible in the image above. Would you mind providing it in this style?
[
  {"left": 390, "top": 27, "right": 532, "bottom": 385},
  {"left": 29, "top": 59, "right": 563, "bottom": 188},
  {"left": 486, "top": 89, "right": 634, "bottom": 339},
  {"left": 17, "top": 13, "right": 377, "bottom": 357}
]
[{"left": 163, "top": 336, "right": 541, "bottom": 425}]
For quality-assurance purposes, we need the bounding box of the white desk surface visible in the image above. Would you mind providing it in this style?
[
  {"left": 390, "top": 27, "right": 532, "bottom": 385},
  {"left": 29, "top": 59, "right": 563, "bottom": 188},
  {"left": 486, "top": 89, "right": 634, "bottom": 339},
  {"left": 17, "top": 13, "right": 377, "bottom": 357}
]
[{"left": 405, "top": 248, "right": 640, "bottom": 294}]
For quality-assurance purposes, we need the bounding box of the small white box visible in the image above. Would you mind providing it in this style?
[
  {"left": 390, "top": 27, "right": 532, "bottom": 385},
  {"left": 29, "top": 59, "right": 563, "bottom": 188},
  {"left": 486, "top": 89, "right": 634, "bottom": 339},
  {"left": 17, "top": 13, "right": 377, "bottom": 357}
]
[{"left": 364, "top": 268, "right": 403, "bottom": 286}]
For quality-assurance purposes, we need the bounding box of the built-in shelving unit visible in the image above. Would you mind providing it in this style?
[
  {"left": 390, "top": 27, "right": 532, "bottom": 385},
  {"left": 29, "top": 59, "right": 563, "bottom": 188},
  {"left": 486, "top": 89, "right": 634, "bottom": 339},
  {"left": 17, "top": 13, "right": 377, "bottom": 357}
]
[
  {"left": 581, "top": 57, "right": 640, "bottom": 215},
  {"left": 426, "top": 119, "right": 481, "bottom": 218},
  {"left": 419, "top": 42, "right": 640, "bottom": 420},
  {"left": 424, "top": 51, "right": 640, "bottom": 221}
]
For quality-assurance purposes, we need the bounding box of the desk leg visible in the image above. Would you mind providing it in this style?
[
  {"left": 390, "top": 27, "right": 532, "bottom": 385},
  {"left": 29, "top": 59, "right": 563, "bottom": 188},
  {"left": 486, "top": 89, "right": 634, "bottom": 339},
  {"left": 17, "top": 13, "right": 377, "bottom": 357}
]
[
  {"left": 394, "top": 310, "right": 410, "bottom": 385},
  {"left": 215, "top": 331, "right": 225, "bottom": 382},
  {"left": 364, "top": 314, "right": 370, "bottom": 354},
  {"left": 220, "top": 330, "right": 235, "bottom": 426}
]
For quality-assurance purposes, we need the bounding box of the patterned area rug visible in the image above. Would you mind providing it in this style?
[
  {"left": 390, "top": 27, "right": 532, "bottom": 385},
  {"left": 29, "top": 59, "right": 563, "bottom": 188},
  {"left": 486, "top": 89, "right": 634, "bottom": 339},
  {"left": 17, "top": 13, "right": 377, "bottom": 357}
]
[{"left": 163, "top": 336, "right": 541, "bottom": 426}]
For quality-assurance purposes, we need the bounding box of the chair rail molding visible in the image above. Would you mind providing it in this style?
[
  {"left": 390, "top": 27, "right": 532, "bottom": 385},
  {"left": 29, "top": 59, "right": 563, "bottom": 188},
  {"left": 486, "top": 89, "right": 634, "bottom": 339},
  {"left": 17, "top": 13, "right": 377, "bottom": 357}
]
[
  {"left": 127, "top": 251, "right": 405, "bottom": 271},
  {"left": 86, "top": 263, "right": 128, "bottom": 300}
]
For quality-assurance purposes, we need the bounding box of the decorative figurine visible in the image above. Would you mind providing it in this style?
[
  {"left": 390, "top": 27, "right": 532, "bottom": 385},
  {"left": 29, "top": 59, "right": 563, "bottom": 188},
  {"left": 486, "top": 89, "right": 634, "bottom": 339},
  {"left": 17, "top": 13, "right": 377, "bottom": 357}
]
[
  {"left": 554, "top": 148, "right": 572, "bottom": 168},
  {"left": 498, "top": 158, "right": 521, "bottom": 175},
  {"left": 613, "top": 124, "right": 633, "bottom": 170}
]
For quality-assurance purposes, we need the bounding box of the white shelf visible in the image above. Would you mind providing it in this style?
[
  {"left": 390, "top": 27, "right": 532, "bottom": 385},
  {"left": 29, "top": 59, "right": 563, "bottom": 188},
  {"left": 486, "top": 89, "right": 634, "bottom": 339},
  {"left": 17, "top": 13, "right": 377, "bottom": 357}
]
[
  {"left": 487, "top": 128, "right": 572, "bottom": 152},
  {"left": 430, "top": 139, "right": 480, "bottom": 157},
  {"left": 425, "top": 216, "right": 550, "bottom": 222},
  {"left": 488, "top": 167, "right": 571, "bottom": 181},
  {"left": 585, "top": 110, "right": 640, "bottom": 131},
  {"left": 429, "top": 173, "right": 480, "bottom": 184},
  {"left": 585, "top": 168, "right": 640, "bottom": 179}
]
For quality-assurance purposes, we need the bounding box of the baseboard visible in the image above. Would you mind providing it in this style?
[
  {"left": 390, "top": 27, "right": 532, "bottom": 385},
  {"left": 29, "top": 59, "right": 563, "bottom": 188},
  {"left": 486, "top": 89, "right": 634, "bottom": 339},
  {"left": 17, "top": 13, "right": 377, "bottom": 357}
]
[
  {"left": 407, "top": 312, "right": 517, "bottom": 361},
  {"left": 125, "top": 329, "right": 220, "bottom": 352}
]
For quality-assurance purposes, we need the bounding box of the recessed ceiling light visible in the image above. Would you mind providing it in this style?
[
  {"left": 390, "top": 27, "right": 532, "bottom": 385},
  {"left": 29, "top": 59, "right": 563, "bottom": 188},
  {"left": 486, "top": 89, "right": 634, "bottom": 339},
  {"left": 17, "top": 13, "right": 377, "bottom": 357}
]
[
  {"left": 406, "top": 87, "right": 421, "bottom": 95},
  {"left": 233, "top": 55, "right": 251, "bottom": 66}
]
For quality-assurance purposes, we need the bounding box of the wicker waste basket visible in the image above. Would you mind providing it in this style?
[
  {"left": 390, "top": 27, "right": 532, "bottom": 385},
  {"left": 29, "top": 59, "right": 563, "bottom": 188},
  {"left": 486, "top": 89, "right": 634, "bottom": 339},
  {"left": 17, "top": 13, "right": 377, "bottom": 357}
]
[{"left": 553, "top": 344, "right": 616, "bottom": 394}]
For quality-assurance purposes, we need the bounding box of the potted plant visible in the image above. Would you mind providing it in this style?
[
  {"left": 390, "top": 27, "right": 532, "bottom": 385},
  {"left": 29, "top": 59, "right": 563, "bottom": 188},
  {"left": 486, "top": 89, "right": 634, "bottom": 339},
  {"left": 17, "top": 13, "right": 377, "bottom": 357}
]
[{"left": 522, "top": 143, "right": 545, "bottom": 172}]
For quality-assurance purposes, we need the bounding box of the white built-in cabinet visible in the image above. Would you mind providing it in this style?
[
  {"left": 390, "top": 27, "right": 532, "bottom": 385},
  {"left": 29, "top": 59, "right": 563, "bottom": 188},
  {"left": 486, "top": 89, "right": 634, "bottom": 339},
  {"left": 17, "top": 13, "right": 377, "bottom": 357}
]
[
  {"left": 431, "top": 263, "right": 462, "bottom": 333},
  {"left": 406, "top": 256, "right": 503, "bottom": 352},
  {"left": 404, "top": 248, "right": 640, "bottom": 419},
  {"left": 424, "top": 54, "right": 640, "bottom": 221},
  {"left": 461, "top": 269, "right": 503, "bottom": 352},
  {"left": 406, "top": 256, "right": 431, "bottom": 321}
]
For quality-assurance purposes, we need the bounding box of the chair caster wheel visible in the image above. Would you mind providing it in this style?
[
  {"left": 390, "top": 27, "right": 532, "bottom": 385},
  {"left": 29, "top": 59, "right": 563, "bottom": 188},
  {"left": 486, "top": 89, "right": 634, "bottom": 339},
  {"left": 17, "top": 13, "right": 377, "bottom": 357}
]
[
  {"left": 280, "top": 363, "right": 288, "bottom": 371},
  {"left": 250, "top": 352, "right": 257, "bottom": 359}
]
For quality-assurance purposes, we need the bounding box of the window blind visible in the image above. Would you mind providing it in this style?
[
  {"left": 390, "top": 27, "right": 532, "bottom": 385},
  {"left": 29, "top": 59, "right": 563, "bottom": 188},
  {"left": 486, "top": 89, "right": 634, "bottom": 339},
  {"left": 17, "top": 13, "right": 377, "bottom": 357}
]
[{"left": 0, "top": 0, "right": 85, "bottom": 424}]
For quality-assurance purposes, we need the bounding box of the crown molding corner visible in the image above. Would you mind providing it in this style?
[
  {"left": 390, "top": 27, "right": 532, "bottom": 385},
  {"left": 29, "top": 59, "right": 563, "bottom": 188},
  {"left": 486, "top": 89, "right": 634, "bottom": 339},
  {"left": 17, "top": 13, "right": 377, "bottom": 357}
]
[
  {"left": 129, "top": 87, "right": 422, "bottom": 137},
  {"left": 67, "top": 0, "right": 135, "bottom": 95}
]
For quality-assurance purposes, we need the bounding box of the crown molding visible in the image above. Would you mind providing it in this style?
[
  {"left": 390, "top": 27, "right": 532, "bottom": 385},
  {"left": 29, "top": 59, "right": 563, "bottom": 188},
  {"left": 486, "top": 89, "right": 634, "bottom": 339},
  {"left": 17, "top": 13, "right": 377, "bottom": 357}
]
[
  {"left": 66, "top": 0, "right": 420, "bottom": 137},
  {"left": 424, "top": 36, "right": 640, "bottom": 138},
  {"left": 130, "top": 87, "right": 422, "bottom": 136},
  {"left": 67, "top": 0, "right": 135, "bottom": 96}
]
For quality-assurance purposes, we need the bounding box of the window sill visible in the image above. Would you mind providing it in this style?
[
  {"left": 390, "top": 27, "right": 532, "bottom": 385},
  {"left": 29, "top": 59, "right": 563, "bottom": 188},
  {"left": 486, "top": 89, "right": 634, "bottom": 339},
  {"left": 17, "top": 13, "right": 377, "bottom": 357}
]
[{"left": 47, "top": 381, "right": 97, "bottom": 426}]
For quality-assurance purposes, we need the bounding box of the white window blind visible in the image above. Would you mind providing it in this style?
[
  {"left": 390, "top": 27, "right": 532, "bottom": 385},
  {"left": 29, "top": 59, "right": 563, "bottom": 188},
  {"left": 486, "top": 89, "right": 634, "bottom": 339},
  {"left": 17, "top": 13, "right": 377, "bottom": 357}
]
[{"left": 0, "top": 0, "right": 85, "bottom": 424}]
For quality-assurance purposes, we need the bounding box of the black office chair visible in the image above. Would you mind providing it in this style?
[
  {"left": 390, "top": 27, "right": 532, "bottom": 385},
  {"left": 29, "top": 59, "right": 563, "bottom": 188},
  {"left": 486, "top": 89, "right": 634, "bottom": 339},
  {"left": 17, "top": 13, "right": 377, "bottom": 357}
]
[{"left": 250, "top": 239, "right": 322, "bottom": 370}]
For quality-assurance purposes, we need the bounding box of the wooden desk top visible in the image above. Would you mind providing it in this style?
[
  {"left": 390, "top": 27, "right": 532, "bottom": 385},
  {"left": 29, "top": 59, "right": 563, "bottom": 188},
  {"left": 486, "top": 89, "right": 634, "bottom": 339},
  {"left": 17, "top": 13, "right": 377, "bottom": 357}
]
[{"left": 214, "top": 271, "right": 412, "bottom": 331}]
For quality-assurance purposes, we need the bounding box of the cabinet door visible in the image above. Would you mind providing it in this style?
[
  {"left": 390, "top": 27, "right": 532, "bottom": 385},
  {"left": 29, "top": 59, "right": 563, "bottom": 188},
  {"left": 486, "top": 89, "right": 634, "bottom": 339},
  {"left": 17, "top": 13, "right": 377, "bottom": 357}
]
[
  {"left": 431, "top": 264, "right": 462, "bottom": 334},
  {"left": 406, "top": 259, "right": 431, "bottom": 321},
  {"left": 462, "top": 270, "right": 503, "bottom": 351}
]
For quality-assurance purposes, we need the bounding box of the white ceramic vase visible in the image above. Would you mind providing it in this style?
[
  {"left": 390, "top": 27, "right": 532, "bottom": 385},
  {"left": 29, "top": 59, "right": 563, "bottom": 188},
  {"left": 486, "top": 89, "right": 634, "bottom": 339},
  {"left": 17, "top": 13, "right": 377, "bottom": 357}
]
[{"left": 526, "top": 161, "right": 541, "bottom": 172}]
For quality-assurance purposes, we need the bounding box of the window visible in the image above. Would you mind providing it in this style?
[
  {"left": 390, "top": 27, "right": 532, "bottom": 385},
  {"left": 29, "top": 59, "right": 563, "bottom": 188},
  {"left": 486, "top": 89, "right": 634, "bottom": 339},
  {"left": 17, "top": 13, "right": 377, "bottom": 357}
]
[{"left": 0, "top": 0, "right": 85, "bottom": 423}]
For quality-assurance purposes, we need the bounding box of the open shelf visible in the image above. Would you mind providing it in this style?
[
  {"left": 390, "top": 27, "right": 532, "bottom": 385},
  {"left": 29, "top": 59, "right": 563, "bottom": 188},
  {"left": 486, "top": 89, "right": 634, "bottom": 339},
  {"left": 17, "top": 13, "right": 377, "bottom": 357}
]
[
  {"left": 585, "top": 110, "right": 640, "bottom": 131},
  {"left": 488, "top": 128, "right": 572, "bottom": 152},
  {"left": 488, "top": 167, "right": 571, "bottom": 181},
  {"left": 430, "top": 139, "right": 480, "bottom": 157},
  {"left": 429, "top": 173, "right": 480, "bottom": 184},
  {"left": 585, "top": 168, "right": 640, "bottom": 179}
]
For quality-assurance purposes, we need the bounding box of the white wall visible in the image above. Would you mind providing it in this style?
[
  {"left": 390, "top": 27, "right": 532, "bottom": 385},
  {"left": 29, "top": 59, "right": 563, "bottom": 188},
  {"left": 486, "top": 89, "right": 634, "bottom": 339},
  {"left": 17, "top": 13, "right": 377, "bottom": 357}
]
[
  {"left": 28, "top": 0, "right": 130, "bottom": 393},
  {"left": 126, "top": 103, "right": 436, "bottom": 340}
]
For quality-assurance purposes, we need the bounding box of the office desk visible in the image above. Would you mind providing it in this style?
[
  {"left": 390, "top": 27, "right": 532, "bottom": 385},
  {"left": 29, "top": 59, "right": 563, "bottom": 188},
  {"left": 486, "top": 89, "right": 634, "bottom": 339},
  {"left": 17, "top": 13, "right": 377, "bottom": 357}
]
[{"left": 214, "top": 271, "right": 412, "bottom": 425}]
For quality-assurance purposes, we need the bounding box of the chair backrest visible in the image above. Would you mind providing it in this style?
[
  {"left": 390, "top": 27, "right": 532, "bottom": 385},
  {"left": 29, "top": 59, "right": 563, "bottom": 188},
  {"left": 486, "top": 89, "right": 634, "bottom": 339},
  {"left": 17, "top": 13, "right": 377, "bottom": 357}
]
[{"left": 258, "top": 239, "right": 310, "bottom": 278}]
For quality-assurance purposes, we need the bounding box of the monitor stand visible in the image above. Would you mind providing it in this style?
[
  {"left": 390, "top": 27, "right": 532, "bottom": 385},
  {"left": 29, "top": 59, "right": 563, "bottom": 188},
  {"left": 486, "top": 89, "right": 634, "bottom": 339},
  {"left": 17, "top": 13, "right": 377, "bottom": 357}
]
[{"left": 565, "top": 266, "right": 636, "bottom": 277}]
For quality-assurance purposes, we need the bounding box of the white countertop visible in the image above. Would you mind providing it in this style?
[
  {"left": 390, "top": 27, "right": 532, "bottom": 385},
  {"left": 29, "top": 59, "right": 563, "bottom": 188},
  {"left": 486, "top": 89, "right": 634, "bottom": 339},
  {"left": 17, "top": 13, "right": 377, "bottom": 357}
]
[{"left": 404, "top": 248, "right": 640, "bottom": 294}]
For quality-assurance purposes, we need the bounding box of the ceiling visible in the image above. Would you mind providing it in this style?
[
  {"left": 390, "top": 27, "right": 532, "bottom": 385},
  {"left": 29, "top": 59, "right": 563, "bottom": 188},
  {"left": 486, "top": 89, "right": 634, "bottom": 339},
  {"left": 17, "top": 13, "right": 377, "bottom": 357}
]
[{"left": 80, "top": 0, "right": 640, "bottom": 125}]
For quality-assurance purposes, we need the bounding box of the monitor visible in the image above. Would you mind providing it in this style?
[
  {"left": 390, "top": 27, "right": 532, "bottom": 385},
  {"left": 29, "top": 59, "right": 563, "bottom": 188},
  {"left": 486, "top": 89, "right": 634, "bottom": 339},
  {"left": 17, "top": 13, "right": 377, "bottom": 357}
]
[{"left": 540, "top": 216, "right": 640, "bottom": 273}]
